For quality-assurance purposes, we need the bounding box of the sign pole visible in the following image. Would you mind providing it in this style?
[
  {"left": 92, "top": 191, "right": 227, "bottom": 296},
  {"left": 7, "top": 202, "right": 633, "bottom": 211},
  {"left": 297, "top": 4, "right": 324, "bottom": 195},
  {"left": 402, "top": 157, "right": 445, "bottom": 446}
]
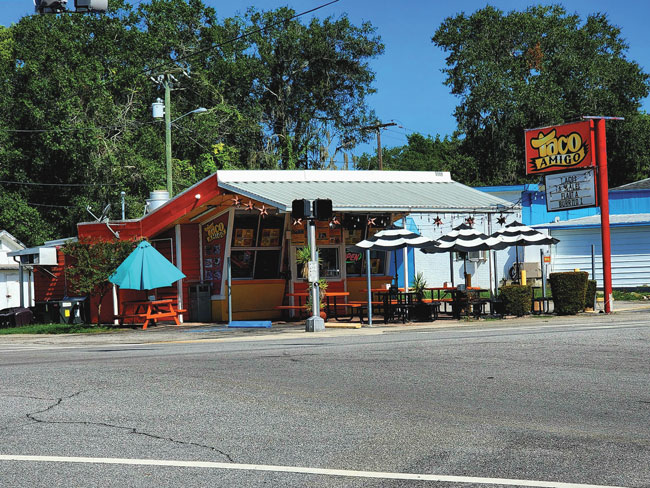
[{"left": 595, "top": 118, "right": 613, "bottom": 313}]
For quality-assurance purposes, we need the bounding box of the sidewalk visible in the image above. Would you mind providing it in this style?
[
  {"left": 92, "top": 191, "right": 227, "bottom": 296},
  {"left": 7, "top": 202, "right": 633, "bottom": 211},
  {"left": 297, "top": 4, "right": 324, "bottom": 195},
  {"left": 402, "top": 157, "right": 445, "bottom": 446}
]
[{"left": 1, "top": 301, "right": 648, "bottom": 347}]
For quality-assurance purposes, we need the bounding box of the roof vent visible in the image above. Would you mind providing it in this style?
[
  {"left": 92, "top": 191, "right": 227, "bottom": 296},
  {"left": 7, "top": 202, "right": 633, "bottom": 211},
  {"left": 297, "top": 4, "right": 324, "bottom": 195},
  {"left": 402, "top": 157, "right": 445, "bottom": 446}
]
[{"left": 146, "top": 190, "right": 170, "bottom": 213}]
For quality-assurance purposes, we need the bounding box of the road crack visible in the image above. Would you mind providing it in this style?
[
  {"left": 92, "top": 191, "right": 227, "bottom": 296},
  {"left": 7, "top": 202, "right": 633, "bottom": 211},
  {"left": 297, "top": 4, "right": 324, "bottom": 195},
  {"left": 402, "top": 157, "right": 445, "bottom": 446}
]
[{"left": 25, "top": 390, "right": 234, "bottom": 462}]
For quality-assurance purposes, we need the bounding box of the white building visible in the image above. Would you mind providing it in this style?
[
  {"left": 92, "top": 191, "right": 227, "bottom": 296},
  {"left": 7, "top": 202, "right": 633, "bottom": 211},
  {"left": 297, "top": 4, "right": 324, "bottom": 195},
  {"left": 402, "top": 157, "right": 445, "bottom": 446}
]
[{"left": 0, "top": 230, "right": 33, "bottom": 309}]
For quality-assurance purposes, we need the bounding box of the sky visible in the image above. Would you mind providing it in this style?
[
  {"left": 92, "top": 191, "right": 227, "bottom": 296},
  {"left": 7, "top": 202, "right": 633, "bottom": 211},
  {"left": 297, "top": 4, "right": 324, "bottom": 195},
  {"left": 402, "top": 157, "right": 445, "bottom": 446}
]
[{"left": 2, "top": 0, "right": 650, "bottom": 159}]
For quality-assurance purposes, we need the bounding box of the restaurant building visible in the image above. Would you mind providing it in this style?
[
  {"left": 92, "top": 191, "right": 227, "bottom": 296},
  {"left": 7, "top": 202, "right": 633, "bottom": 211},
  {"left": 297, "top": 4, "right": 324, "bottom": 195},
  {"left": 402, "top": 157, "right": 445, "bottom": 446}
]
[{"left": 47, "top": 170, "right": 510, "bottom": 323}]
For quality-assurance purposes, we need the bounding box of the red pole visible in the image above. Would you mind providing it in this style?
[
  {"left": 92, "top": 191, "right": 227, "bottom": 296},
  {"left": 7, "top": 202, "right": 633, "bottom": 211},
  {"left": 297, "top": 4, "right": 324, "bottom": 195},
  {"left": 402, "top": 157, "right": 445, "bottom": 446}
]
[{"left": 596, "top": 118, "right": 613, "bottom": 313}]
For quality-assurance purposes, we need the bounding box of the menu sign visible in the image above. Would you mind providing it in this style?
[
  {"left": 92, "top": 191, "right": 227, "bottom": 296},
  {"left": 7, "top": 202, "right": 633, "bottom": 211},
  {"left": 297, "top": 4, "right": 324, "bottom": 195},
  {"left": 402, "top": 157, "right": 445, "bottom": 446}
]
[
  {"left": 202, "top": 213, "right": 229, "bottom": 295},
  {"left": 545, "top": 168, "right": 597, "bottom": 212},
  {"left": 525, "top": 121, "right": 594, "bottom": 175}
]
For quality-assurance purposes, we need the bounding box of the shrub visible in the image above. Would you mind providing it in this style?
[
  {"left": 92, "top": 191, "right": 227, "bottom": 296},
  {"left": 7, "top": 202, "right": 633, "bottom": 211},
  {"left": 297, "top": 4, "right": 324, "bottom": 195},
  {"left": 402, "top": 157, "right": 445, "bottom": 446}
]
[
  {"left": 584, "top": 280, "right": 597, "bottom": 309},
  {"left": 498, "top": 284, "right": 532, "bottom": 316},
  {"left": 549, "top": 272, "right": 588, "bottom": 315}
]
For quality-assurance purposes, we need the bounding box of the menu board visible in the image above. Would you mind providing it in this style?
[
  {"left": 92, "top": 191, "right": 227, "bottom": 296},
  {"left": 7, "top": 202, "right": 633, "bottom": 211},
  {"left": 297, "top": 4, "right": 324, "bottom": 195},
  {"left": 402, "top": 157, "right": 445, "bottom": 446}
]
[
  {"left": 316, "top": 221, "right": 331, "bottom": 246},
  {"left": 202, "top": 213, "right": 229, "bottom": 295},
  {"left": 291, "top": 221, "right": 306, "bottom": 245},
  {"left": 233, "top": 228, "right": 254, "bottom": 247},
  {"left": 260, "top": 228, "right": 281, "bottom": 247}
]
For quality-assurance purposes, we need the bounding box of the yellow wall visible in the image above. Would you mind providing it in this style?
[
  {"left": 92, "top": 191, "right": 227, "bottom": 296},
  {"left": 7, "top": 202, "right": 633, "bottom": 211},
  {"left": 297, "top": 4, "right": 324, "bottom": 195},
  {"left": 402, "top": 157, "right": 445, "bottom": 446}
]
[
  {"left": 347, "top": 276, "right": 392, "bottom": 302},
  {"left": 212, "top": 279, "right": 286, "bottom": 322}
]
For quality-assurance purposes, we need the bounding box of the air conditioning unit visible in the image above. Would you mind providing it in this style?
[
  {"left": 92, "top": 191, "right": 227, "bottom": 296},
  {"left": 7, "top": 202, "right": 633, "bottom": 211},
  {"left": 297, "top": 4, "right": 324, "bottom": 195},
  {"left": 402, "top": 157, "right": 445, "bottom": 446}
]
[{"left": 468, "top": 250, "right": 487, "bottom": 262}]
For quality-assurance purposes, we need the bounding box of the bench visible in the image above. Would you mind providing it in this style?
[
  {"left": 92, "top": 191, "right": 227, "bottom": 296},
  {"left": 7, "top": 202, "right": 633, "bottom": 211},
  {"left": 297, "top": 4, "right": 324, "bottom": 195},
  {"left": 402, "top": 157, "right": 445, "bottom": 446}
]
[{"left": 275, "top": 305, "right": 308, "bottom": 320}]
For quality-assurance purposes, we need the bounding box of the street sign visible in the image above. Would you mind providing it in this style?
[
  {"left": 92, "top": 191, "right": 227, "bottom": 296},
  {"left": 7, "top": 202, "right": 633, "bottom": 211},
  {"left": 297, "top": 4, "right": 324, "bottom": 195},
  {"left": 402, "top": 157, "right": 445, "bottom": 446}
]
[
  {"left": 545, "top": 168, "right": 597, "bottom": 212},
  {"left": 525, "top": 121, "right": 594, "bottom": 175},
  {"left": 543, "top": 256, "right": 551, "bottom": 263}
]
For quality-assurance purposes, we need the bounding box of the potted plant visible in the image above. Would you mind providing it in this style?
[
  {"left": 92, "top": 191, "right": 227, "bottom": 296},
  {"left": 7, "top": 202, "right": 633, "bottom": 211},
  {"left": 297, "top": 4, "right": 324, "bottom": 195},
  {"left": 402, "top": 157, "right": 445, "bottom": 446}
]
[{"left": 412, "top": 272, "right": 431, "bottom": 321}]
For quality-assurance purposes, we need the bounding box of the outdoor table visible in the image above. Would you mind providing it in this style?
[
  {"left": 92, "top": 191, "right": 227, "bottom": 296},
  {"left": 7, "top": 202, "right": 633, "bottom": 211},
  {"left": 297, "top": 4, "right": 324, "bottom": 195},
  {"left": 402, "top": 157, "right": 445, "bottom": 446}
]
[
  {"left": 453, "top": 288, "right": 491, "bottom": 318},
  {"left": 426, "top": 287, "right": 457, "bottom": 314},
  {"left": 285, "top": 291, "right": 357, "bottom": 321},
  {"left": 372, "top": 289, "right": 417, "bottom": 323},
  {"left": 118, "top": 299, "right": 181, "bottom": 329}
]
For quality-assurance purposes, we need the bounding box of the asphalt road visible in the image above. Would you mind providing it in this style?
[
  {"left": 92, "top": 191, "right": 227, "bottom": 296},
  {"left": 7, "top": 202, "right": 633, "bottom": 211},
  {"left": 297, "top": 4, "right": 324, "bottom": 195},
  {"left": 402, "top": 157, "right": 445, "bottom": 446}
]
[{"left": 0, "top": 315, "right": 649, "bottom": 487}]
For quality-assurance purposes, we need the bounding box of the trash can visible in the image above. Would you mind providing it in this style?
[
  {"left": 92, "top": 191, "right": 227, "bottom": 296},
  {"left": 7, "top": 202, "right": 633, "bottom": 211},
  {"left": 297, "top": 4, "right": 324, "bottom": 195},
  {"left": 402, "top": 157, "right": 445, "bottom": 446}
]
[
  {"left": 59, "top": 297, "right": 90, "bottom": 324},
  {"left": 33, "top": 301, "right": 61, "bottom": 323},
  {"left": 188, "top": 284, "right": 211, "bottom": 322},
  {"left": 0, "top": 307, "right": 34, "bottom": 328}
]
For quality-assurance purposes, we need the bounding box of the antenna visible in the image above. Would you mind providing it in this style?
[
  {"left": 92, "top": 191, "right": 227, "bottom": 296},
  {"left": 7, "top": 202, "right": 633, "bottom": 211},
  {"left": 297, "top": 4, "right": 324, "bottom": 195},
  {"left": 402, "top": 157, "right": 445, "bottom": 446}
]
[
  {"left": 99, "top": 204, "right": 111, "bottom": 222},
  {"left": 86, "top": 205, "right": 100, "bottom": 222}
]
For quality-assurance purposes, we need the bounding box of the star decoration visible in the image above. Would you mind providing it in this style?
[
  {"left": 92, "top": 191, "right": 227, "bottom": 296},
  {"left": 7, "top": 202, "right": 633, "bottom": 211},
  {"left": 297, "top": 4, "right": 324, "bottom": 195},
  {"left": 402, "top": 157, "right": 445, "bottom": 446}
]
[
  {"left": 497, "top": 214, "right": 507, "bottom": 225},
  {"left": 231, "top": 195, "right": 241, "bottom": 207},
  {"left": 465, "top": 216, "right": 475, "bottom": 227},
  {"left": 256, "top": 204, "right": 269, "bottom": 218},
  {"left": 245, "top": 200, "right": 255, "bottom": 211},
  {"left": 330, "top": 216, "right": 340, "bottom": 226},
  {"left": 292, "top": 218, "right": 303, "bottom": 226},
  {"left": 367, "top": 217, "right": 376, "bottom": 227},
  {"left": 433, "top": 216, "right": 443, "bottom": 227}
]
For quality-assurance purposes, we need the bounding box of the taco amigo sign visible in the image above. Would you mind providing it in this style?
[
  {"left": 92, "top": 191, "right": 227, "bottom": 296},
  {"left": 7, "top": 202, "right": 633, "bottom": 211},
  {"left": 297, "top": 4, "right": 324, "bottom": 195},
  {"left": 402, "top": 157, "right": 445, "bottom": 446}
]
[{"left": 525, "top": 121, "right": 594, "bottom": 175}]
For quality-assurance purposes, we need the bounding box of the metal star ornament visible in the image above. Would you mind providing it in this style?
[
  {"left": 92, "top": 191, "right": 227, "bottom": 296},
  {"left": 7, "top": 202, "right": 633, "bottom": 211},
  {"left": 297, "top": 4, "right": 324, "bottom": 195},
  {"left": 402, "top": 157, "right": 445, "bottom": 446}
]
[
  {"left": 256, "top": 204, "right": 269, "bottom": 218},
  {"left": 367, "top": 217, "right": 376, "bottom": 227},
  {"left": 465, "top": 216, "right": 475, "bottom": 227},
  {"left": 497, "top": 214, "right": 507, "bottom": 225},
  {"left": 231, "top": 195, "right": 241, "bottom": 207},
  {"left": 433, "top": 216, "right": 443, "bottom": 227},
  {"left": 330, "top": 216, "right": 340, "bottom": 227},
  {"left": 292, "top": 218, "right": 302, "bottom": 226},
  {"left": 245, "top": 200, "right": 255, "bottom": 211}
]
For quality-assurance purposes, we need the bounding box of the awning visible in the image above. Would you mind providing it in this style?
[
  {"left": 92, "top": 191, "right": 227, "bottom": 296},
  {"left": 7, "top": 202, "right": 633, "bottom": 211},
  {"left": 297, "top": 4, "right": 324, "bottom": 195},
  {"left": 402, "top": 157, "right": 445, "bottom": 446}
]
[{"left": 216, "top": 170, "right": 512, "bottom": 213}]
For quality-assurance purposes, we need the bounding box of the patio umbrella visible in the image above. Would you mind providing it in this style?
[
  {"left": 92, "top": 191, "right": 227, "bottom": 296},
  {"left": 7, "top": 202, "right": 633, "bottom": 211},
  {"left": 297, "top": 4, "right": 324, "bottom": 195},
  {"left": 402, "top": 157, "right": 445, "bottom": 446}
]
[
  {"left": 352, "top": 227, "right": 435, "bottom": 325},
  {"left": 420, "top": 223, "right": 506, "bottom": 286},
  {"left": 109, "top": 241, "right": 185, "bottom": 290},
  {"left": 490, "top": 220, "right": 559, "bottom": 284}
]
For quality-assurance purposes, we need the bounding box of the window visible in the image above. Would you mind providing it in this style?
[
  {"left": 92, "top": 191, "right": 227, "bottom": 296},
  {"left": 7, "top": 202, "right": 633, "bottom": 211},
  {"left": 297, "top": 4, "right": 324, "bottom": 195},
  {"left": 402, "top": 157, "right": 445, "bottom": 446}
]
[
  {"left": 296, "top": 246, "right": 341, "bottom": 280},
  {"left": 231, "top": 211, "right": 284, "bottom": 279},
  {"left": 344, "top": 247, "right": 386, "bottom": 276}
]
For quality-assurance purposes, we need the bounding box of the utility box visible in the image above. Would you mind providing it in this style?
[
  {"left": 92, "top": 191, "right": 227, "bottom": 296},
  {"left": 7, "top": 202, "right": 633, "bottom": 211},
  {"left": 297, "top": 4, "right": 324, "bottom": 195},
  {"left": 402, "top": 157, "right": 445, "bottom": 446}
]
[
  {"left": 188, "top": 284, "right": 211, "bottom": 322},
  {"left": 59, "top": 297, "right": 90, "bottom": 324}
]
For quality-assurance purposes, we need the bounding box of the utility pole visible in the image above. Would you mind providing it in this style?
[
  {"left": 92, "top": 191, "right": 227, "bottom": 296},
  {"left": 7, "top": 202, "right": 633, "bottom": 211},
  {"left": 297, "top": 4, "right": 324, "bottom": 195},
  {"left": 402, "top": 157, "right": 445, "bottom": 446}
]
[
  {"left": 164, "top": 75, "right": 173, "bottom": 197},
  {"left": 360, "top": 122, "right": 396, "bottom": 170}
]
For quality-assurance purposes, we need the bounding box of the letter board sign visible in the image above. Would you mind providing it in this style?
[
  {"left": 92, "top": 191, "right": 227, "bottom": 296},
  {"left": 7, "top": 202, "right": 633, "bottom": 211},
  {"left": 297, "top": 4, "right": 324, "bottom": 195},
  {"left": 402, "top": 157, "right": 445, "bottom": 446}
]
[
  {"left": 525, "top": 121, "right": 594, "bottom": 175},
  {"left": 545, "top": 168, "right": 597, "bottom": 212}
]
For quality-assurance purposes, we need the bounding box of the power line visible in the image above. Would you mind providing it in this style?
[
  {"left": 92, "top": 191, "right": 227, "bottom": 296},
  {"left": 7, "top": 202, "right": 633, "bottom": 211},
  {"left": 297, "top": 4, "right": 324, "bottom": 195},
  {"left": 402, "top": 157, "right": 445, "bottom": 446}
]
[
  {"left": 0, "top": 121, "right": 152, "bottom": 134},
  {"left": 0, "top": 180, "right": 119, "bottom": 187},
  {"left": 146, "top": 0, "right": 340, "bottom": 75}
]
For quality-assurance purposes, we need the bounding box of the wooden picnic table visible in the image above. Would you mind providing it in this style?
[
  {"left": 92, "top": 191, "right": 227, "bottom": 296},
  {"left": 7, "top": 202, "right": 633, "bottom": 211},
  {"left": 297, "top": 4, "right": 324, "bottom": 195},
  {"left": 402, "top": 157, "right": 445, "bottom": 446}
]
[
  {"left": 280, "top": 291, "right": 361, "bottom": 322},
  {"left": 116, "top": 299, "right": 184, "bottom": 329}
]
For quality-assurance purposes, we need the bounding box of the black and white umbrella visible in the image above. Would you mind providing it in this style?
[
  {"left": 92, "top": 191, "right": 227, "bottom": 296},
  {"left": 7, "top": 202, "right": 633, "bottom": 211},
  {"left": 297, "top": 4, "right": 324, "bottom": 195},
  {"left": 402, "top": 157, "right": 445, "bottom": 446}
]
[
  {"left": 420, "top": 223, "right": 506, "bottom": 286},
  {"left": 490, "top": 220, "right": 559, "bottom": 283},
  {"left": 352, "top": 228, "right": 435, "bottom": 325}
]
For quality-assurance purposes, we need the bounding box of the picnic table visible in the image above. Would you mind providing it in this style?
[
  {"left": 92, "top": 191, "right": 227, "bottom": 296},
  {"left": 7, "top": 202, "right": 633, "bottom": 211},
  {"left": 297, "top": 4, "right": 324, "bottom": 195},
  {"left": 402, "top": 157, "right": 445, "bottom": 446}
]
[
  {"left": 277, "top": 291, "right": 361, "bottom": 322},
  {"left": 116, "top": 299, "right": 185, "bottom": 329}
]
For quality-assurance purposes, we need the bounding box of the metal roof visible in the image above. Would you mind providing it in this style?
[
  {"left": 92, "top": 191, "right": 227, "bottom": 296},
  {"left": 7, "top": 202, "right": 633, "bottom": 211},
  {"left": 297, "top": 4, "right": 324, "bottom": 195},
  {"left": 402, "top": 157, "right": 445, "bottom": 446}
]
[
  {"left": 216, "top": 170, "right": 511, "bottom": 213},
  {"left": 534, "top": 213, "right": 650, "bottom": 230}
]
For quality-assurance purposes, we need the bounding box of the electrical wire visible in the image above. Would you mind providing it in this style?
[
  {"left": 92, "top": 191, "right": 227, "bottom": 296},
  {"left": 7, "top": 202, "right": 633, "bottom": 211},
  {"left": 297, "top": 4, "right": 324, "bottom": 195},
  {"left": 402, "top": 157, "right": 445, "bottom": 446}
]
[
  {"left": 0, "top": 180, "right": 119, "bottom": 187},
  {"left": 146, "top": 0, "right": 340, "bottom": 75}
]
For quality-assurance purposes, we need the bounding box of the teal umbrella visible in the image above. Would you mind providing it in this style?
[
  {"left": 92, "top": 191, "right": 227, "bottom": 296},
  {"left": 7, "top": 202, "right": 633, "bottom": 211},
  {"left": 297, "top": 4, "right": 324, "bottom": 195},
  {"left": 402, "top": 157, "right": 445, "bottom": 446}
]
[{"left": 109, "top": 241, "right": 185, "bottom": 290}]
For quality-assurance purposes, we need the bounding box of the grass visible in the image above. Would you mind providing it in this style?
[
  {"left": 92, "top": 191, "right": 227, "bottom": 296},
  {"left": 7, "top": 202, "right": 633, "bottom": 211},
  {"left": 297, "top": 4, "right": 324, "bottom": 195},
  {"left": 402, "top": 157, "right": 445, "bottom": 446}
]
[
  {"left": 596, "top": 290, "right": 650, "bottom": 301},
  {"left": 0, "top": 323, "right": 116, "bottom": 335}
]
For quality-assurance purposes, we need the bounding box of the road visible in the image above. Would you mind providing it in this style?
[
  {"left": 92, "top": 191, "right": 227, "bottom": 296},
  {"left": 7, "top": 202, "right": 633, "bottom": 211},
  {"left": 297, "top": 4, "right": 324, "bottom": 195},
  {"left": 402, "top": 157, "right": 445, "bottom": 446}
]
[{"left": 0, "top": 316, "right": 649, "bottom": 487}]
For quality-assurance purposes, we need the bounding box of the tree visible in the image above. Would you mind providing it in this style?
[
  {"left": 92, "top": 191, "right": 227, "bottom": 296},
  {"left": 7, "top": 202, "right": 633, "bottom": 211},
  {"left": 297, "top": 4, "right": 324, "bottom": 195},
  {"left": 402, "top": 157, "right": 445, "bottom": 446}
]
[
  {"left": 357, "top": 133, "right": 480, "bottom": 183},
  {"left": 242, "top": 7, "right": 384, "bottom": 169},
  {"left": 433, "top": 5, "right": 650, "bottom": 186},
  {"left": 62, "top": 238, "right": 140, "bottom": 325}
]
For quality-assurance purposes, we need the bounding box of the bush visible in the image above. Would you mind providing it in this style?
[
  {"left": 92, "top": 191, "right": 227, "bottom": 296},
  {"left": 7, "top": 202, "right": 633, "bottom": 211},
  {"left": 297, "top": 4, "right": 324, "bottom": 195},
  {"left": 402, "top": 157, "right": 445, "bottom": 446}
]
[
  {"left": 498, "top": 284, "right": 532, "bottom": 316},
  {"left": 549, "top": 272, "right": 588, "bottom": 315},
  {"left": 584, "top": 280, "right": 597, "bottom": 309}
]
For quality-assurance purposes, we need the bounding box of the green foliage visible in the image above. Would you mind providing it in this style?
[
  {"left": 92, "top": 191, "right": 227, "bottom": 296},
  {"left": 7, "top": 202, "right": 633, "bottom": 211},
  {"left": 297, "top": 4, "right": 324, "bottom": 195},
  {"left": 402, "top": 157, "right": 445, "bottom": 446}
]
[
  {"left": 432, "top": 5, "right": 650, "bottom": 186},
  {"left": 62, "top": 238, "right": 141, "bottom": 324},
  {"left": 357, "top": 133, "right": 480, "bottom": 183},
  {"left": 584, "top": 280, "right": 597, "bottom": 309},
  {"left": 0, "top": 1, "right": 383, "bottom": 241},
  {"left": 412, "top": 271, "right": 428, "bottom": 301},
  {"left": 0, "top": 323, "right": 114, "bottom": 334},
  {"left": 498, "top": 284, "right": 532, "bottom": 316},
  {"left": 549, "top": 271, "right": 588, "bottom": 315}
]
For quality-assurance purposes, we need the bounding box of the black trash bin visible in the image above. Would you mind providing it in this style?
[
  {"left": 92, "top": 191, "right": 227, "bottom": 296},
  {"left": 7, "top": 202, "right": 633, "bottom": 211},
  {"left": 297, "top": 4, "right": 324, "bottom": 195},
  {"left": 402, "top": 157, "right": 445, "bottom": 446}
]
[
  {"left": 0, "top": 307, "right": 34, "bottom": 328},
  {"left": 59, "top": 297, "right": 90, "bottom": 324}
]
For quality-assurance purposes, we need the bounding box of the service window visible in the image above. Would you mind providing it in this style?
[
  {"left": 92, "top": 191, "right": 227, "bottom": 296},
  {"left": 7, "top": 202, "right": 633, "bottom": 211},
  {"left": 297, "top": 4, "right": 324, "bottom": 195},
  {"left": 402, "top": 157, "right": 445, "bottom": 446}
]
[
  {"left": 295, "top": 246, "right": 341, "bottom": 280},
  {"left": 230, "top": 211, "right": 284, "bottom": 279}
]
